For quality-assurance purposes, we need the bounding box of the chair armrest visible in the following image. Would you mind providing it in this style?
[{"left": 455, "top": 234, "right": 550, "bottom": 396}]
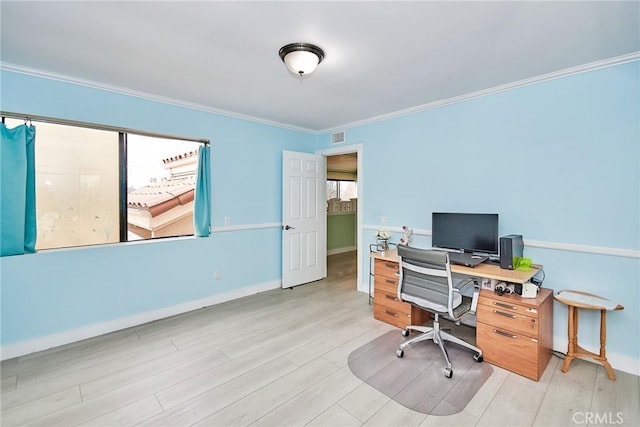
[
  {"left": 470, "top": 279, "right": 480, "bottom": 314},
  {"left": 454, "top": 277, "right": 476, "bottom": 294},
  {"left": 455, "top": 278, "right": 480, "bottom": 314}
]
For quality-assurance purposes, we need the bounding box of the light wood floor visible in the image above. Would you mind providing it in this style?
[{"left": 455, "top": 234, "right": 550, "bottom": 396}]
[{"left": 1, "top": 251, "right": 638, "bottom": 426}]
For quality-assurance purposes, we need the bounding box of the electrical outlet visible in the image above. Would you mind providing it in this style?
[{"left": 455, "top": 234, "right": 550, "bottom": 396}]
[
  {"left": 380, "top": 215, "right": 387, "bottom": 226},
  {"left": 214, "top": 270, "right": 221, "bottom": 280},
  {"left": 224, "top": 217, "right": 231, "bottom": 227},
  {"left": 482, "top": 278, "right": 495, "bottom": 290}
]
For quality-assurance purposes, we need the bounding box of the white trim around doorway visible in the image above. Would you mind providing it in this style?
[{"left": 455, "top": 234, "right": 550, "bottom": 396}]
[{"left": 317, "top": 143, "right": 365, "bottom": 293}]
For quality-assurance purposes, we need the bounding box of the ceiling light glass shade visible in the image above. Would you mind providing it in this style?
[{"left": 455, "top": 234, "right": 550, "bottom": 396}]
[
  {"left": 279, "top": 43, "right": 325, "bottom": 76},
  {"left": 284, "top": 50, "right": 320, "bottom": 75}
]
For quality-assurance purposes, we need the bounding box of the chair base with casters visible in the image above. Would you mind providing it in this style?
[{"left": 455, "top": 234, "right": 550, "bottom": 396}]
[
  {"left": 394, "top": 245, "right": 484, "bottom": 379},
  {"left": 396, "top": 313, "right": 483, "bottom": 378}
]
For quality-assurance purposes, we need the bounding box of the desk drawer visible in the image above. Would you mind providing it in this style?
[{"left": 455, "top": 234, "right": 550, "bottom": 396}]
[
  {"left": 476, "top": 321, "right": 539, "bottom": 380},
  {"left": 479, "top": 293, "right": 539, "bottom": 317},
  {"left": 477, "top": 303, "right": 538, "bottom": 338},
  {"left": 375, "top": 259, "right": 399, "bottom": 279},
  {"left": 375, "top": 289, "right": 407, "bottom": 313},
  {"left": 373, "top": 304, "right": 412, "bottom": 329},
  {"left": 374, "top": 274, "right": 399, "bottom": 295}
]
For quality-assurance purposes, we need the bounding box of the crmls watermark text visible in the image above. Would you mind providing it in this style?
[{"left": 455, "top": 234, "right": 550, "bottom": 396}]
[{"left": 573, "top": 412, "right": 624, "bottom": 424}]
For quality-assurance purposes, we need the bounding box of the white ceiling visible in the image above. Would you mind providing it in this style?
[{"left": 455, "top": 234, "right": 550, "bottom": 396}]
[{"left": 1, "top": 1, "right": 638, "bottom": 132}]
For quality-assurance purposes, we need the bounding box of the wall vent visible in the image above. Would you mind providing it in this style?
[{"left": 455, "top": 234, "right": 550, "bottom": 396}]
[{"left": 331, "top": 131, "right": 345, "bottom": 144}]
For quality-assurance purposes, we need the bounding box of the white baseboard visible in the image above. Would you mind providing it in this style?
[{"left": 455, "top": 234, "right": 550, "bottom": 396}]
[
  {"left": 553, "top": 335, "right": 640, "bottom": 377},
  {"left": 327, "top": 246, "right": 357, "bottom": 256},
  {"left": 358, "top": 280, "right": 370, "bottom": 295},
  {"left": 0, "top": 280, "right": 281, "bottom": 361},
  {"left": 6, "top": 281, "right": 638, "bottom": 377}
]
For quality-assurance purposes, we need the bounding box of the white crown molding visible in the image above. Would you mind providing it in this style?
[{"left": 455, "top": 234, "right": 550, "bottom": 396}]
[
  {"left": 4, "top": 53, "right": 638, "bottom": 136},
  {"left": 322, "top": 52, "right": 640, "bottom": 134},
  {"left": 0, "top": 62, "right": 316, "bottom": 134},
  {"left": 362, "top": 224, "right": 640, "bottom": 259}
]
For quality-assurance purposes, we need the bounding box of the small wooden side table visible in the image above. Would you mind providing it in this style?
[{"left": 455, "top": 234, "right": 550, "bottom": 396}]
[{"left": 554, "top": 290, "right": 624, "bottom": 380}]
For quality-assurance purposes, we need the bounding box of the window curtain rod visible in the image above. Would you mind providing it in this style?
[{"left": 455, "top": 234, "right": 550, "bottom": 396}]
[{"left": 0, "top": 111, "right": 210, "bottom": 145}]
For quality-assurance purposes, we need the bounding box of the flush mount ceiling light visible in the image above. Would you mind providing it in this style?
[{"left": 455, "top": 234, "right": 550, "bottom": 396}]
[{"left": 279, "top": 43, "right": 325, "bottom": 76}]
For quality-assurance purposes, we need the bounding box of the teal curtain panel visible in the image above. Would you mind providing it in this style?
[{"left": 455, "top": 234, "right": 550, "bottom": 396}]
[
  {"left": 1, "top": 123, "right": 37, "bottom": 256},
  {"left": 193, "top": 144, "right": 211, "bottom": 237}
]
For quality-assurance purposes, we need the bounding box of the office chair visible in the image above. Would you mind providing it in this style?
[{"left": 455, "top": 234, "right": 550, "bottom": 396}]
[{"left": 396, "top": 244, "right": 483, "bottom": 378}]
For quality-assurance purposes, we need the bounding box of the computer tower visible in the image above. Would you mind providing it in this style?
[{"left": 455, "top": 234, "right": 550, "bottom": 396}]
[{"left": 500, "top": 234, "right": 523, "bottom": 270}]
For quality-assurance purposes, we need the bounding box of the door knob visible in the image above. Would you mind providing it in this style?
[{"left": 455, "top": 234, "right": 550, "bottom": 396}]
[{"left": 284, "top": 225, "right": 295, "bottom": 230}]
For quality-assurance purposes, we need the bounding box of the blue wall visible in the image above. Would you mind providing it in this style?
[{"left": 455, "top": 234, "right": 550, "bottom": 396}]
[
  {"left": 0, "top": 70, "right": 317, "bottom": 345},
  {"left": 2, "top": 61, "right": 639, "bottom": 371},
  {"left": 319, "top": 61, "right": 640, "bottom": 368}
]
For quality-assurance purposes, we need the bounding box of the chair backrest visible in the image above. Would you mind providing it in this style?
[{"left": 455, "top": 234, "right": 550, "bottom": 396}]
[{"left": 397, "top": 244, "right": 455, "bottom": 316}]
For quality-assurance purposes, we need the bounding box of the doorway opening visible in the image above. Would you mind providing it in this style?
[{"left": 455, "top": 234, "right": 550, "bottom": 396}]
[{"left": 322, "top": 145, "right": 362, "bottom": 291}]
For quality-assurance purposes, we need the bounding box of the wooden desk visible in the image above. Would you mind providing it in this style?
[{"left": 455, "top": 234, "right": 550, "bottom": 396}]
[
  {"left": 370, "top": 248, "right": 552, "bottom": 381},
  {"left": 477, "top": 288, "right": 553, "bottom": 381},
  {"left": 370, "top": 253, "right": 430, "bottom": 329},
  {"left": 371, "top": 248, "right": 541, "bottom": 284}
]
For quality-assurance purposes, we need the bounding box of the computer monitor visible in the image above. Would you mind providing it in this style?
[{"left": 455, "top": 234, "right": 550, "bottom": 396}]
[{"left": 431, "top": 212, "right": 499, "bottom": 255}]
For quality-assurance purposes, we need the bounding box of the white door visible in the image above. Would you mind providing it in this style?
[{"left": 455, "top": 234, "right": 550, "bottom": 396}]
[{"left": 282, "top": 151, "right": 327, "bottom": 288}]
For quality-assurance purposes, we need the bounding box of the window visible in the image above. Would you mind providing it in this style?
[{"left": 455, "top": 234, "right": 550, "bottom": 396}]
[
  {"left": 327, "top": 180, "right": 338, "bottom": 200},
  {"left": 127, "top": 134, "right": 201, "bottom": 241},
  {"left": 327, "top": 179, "right": 357, "bottom": 201},
  {"left": 326, "top": 179, "right": 357, "bottom": 214},
  {"left": 4, "top": 117, "right": 202, "bottom": 250}
]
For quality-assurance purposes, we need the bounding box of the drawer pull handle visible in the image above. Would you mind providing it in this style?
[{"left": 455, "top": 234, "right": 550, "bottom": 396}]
[
  {"left": 385, "top": 294, "right": 398, "bottom": 301},
  {"left": 493, "top": 310, "right": 517, "bottom": 319},
  {"left": 385, "top": 279, "right": 397, "bottom": 284},
  {"left": 494, "top": 301, "right": 517, "bottom": 310},
  {"left": 384, "top": 263, "right": 398, "bottom": 269},
  {"left": 493, "top": 329, "right": 517, "bottom": 339},
  {"left": 385, "top": 310, "right": 399, "bottom": 317}
]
